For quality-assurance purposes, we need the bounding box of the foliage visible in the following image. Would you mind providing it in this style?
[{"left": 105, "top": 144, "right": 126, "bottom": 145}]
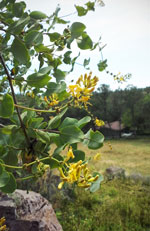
[
  {"left": 56, "top": 180, "right": 150, "bottom": 231},
  {"left": 0, "top": 0, "right": 110, "bottom": 193}
]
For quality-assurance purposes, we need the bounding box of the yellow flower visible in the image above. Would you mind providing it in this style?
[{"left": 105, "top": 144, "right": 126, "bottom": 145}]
[
  {"left": 58, "top": 158, "right": 99, "bottom": 190},
  {"left": 93, "top": 153, "right": 101, "bottom": 161},
  {"left": 0, "top": 217, "right": 7, "bottom": 231},
  {"left": 68, "top": 72, "right": 99, "bottom": 108},
  {"left": 65, "top": 146, "right": 75, "bottom": 162},
  {"left": 95, "top": 118, "right": 105, "bottom": 127}
]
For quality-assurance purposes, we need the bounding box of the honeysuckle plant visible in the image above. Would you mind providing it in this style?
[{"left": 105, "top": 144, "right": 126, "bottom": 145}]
[{"left": 0, "top": 0, "right": 129, "bottom": 194}]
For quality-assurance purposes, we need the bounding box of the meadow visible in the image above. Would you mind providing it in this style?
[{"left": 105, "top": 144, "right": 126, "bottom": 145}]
[{"left": 54, "top": 137, "right": 150, "bottom": 231}]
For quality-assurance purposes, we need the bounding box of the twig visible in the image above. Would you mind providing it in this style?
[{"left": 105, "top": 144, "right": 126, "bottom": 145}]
[{"left": 0, "top": 53, "right": 30, "bottom": 147}]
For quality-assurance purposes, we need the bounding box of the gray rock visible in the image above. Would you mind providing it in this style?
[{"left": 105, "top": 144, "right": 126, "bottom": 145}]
[
  {"left": 128, "top": 173, "right": 144, "bottom": 183},
  {"left": 105, "top": 166, "right": 125, "bottom": 180},
  {"left": 0, "top": 190, "right": 63, "bottom": 231}
]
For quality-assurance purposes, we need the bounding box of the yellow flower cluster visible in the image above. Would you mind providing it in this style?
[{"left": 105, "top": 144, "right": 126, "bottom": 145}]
[
  {"left": 44, "top": 93, "right": 59, "bottom": 107},
  {"left": 113, "top": 72, "right": 125, "bottom": 83},
  {"left": 95, "top": 118, "right": 105, "bottom": 127},
  {"left": 58, "top": 147, "right": 99, "bottom": 189},
  {"left": 68, "top": 72, "right": 99, "bottom": 108},
  {"left": 0, "top": 217, "right": 7, "bottom": 231}
]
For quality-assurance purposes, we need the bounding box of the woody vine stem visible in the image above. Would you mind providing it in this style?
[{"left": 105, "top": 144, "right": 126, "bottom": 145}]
[{"left": 0, "top": 53, "right": 30, "bottom": 147}]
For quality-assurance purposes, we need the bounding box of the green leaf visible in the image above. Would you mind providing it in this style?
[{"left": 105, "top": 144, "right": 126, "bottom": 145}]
[
  {"left": 35, "top": 44, "right": 52, "bottom": 53},
  {"left": 69, "top": 150, "right": 85, "bottom": 163},
  {"left": 25, "top": 30, "right": 43, "bottom": 46},
  {"left": 63, "top": 51, "right": 72, "bottom": 64},
  {"left": 1, "top": 125, "right": 17, "bottom": 135},
  {"left": 0, "top": 163, "right": 3, "bottom": 175},
  {"left": 0, "top": 171, "right": 10, "bottom": 187},
  {"left": 77, "top": 33, "right": 93, "bottom": 50},
  {"left": 90, "top": 174, "right": 103, "bottom": 193},
  {"left": 48, "top": 108, "right": 68, "bottom": 129},
  {"left": 46, "top": 81, "right": 66, "bottom": 95},
  {"left": 85, "top": 1, "right": 95, "bottom": 11},
  {"left": 56, "top": 18, "right": 68, "bottom": 24},
  {"left": 12, "top": 2, "right": 26, "bottom": 18},
  {"left": 75, "top": 5, "right": 87, "bottom": 16},
  {"left": 27, "top": 73, "right": 51, "bottom": 88},
  {"left": 83, "top": 58, "right": 90, "bottom": 68},
  {"left": 77, "top": 116, "right": 91, "bottom": 129},
  {"left": 30, "top": 11, "right": 47, "bottom": 19},
  {"left": 97, "top": 59, "right": 108, "bottom": 72},
  {"left": 11, "top": 38, "right": 30, "bottom": 65},
  {"left": 60, "top": 125, "right": 84, "bottom": 144},
  {"left": 0, "top": 172, "right": 17, "bottom": 193},
  {"left": 39, "top": 66, "right": 52, "bottom": 74},
  {"left": 8, "top": 16, "right": 30, "bottom": 34},
  {"left": 2, "top": 150, "right": 18, "bottom": 167},
  {"left": 87, "top": 130, "right": 104, "bottom": 150},
  {"left": 48, "top": 32, "right": 61, "bottom": 42},
  {"left": 53, "top": 69, "right": 67, "bottom": 82},
  {"left": 70, "top": 22, "right": 86, "bottom": 39},
  {"left": 0, "top": 94, "right": 14, "bottom": 118},
  {"left": 59, "top": 117, "right": 78, "bottom": 130},
  {"left": 36, "top": 130, "right": 50, "bottom": 144}
]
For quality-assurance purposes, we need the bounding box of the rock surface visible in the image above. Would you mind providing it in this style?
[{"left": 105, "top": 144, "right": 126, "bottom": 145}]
[
  {"left": 105, "top": 166, "right": 125, "bottom": 179},
  {"left": 0, "top": 190, "right": 63, "bottom": 231}
]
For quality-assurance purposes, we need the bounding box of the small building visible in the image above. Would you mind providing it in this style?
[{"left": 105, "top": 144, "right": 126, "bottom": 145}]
[{"left": 99, "top": 121, "right": 124, "bottom": 138}]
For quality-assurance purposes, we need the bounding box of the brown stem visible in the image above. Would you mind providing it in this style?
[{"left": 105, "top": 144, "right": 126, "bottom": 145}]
[{"left": 0, "top": 53, "right": 30, "bottom": 147}]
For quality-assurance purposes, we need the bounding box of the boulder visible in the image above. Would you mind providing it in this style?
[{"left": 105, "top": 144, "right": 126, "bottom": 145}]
[
  {"left": 0, "top": 190, "right": 63, "bottom": 231},
  {"left": 105, "top": 166, "right": 125, "bottom": 180}
]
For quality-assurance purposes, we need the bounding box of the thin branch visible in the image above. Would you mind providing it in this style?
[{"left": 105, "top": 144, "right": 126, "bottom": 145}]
[{"left": 0, "top": 53, "right": 30, "bottom": 147}]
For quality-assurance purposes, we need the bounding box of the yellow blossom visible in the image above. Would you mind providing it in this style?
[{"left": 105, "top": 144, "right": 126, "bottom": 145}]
[
  {"left": 93, "top": 153, "right": 101, "bottom": 161},
  {"left": 0, "top": 217, "right": 8, "bottom": 231},
  {"left": 68, "top": 72, "right": 99, "bottom": 107},
  {"left": 65, "top": 146, "right": 75, "bottom": 162},
  {"left": 58, "top": 158, "right": 99, "bottom": 190},
  {"left": 95, "top": 118, "right": 105, "bottom": 127}
]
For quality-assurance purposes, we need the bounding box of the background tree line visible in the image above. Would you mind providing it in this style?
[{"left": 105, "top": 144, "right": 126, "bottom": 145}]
[{"left": 66, "top": 84, "right": 150, "bottom": 135}]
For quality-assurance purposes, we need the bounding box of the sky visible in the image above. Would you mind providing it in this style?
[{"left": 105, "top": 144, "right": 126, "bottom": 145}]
[{"left": 23, "top": 0, "right": 150, "bottom": 90}]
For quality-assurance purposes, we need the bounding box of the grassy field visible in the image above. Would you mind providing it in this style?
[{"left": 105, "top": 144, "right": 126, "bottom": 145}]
[{"left": 78, "top": 137, "right": 150, "bottom": 176}]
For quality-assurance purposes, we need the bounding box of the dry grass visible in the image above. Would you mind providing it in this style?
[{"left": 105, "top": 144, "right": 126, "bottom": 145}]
[
  {"left": 50, "top": 137, "right": 150, "bottom": 176},
  {"left": 77, "top": 137, "right": 150, "bottom": 176}
]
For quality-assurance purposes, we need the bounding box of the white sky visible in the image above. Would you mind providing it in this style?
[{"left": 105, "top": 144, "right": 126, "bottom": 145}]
[{"left": 24, "top": 0, "right": 150, "bottom": 90}]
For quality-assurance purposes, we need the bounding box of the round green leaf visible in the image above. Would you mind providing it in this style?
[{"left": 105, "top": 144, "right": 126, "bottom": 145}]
[
  {"left": 0, "top": 94, "right": 14, "bottom": 118},
  {"left": 25, "top": 30, "right": 43, "bottom": 46},
  {"left": 0, "top": 172, "right": 17, "bottom": 193},
  {"left": 0, "top": 171, "right": 10, "bottom": 187},
  {"left": 27, "top": 73, "right": 51, "bottom": 88},
  {"left": 70, "top": 22, "right": 86, "bottom": 39},
  {"left": 30, "top": 11, "right": 47, "bottom": 19},
  {"left": 11, "top": 38, "right": 30, "bottom": 65},
  {"left": 59, "top": 117, "right": 78, "bottom": 130},
  {"left": 60, "top": 125, "right": 84, "bottom": 144},
  {"left": 88, "top": 130, "right": 104, "bottom": 150},
  {"left": 77, "top": 33, "right": 93, "bottom": 50},
  {"left": 77, "top": 116, "right": 91, "bottom": 129}
]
